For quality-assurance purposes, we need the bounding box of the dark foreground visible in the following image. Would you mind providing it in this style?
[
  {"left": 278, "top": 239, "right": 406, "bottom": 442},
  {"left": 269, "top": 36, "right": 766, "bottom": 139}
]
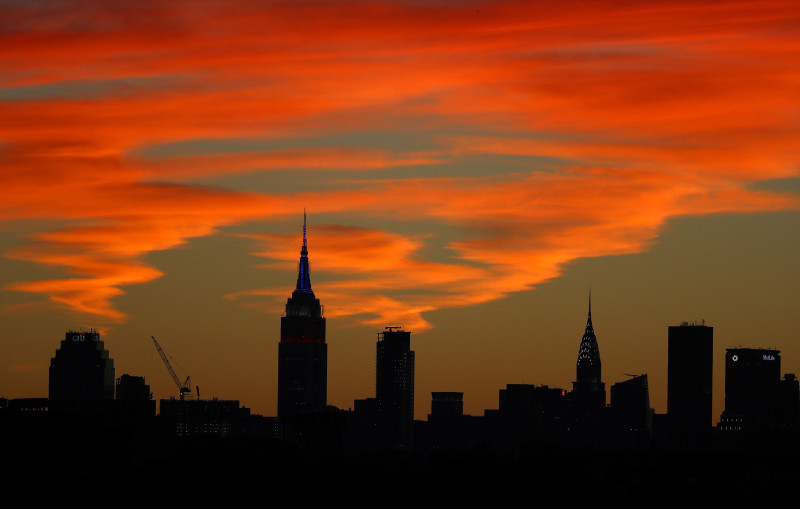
[{"left": 5, "top": 427, "right": 798, "bottom": 505}]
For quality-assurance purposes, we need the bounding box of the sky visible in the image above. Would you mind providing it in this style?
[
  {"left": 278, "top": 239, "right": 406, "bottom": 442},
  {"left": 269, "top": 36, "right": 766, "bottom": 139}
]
[{"left": 1, "top": 0, "right": 799, "bottom": 421}]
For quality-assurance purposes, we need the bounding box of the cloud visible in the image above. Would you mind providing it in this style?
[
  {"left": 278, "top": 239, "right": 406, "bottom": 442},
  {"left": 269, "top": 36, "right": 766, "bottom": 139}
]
[
  {"left": 1, "top": 0, "right": 798, "bottom": 328},
  {"left": 229, "top": 166, "right": 800, "bottom": 330}
]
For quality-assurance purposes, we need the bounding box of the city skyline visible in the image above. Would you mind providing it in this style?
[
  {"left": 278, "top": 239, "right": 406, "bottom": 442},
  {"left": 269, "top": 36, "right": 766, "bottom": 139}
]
[
  {"left": 1, "top": 1, "right": 799, "bottom": 420},
  {"left": 4, "top": 222, "right": 797, "bottom": 425}
]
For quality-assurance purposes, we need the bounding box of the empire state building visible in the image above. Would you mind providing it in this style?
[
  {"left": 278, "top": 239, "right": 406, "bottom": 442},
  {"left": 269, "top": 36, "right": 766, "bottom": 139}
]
[{"left": 277, "top": 212, "right": 327, "bottom": 418}]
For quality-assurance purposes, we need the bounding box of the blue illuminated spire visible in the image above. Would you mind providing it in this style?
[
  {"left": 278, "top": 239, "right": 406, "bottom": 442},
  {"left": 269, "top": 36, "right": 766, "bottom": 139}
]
[{"left": 294, "top": 210, "right": 313, "bottom": 294}]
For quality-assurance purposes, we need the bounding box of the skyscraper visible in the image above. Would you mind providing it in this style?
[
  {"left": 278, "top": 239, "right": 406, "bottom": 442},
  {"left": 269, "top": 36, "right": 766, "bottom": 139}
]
[
  {"left": 667, "top": 322, "right": 713, "bottom": 436},
  {"left": 376, "top": 327, "right": 414, "bottom": 449},
  {"left": 277, "top": 212, "right": 326, "bottom": 418},
  {"left": 49, "top": 330, "right": 115, "bottom": 409},
  {"left": 611, "top": 374, "right": 652, "bottom": 434},
  {"left": 571, "top": 293, "right": 606, "bottom": 410},
  {"left": 720, "top": 348, "right": 781, "bottom": 434}
]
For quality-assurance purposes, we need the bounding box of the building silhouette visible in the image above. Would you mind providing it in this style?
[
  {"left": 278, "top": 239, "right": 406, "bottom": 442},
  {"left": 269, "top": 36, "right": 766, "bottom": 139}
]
[
  {"left": 667, "top": 322, "right": 713, "bottom": 442},
  {"left": 159, "top": 398, "right": 244, "bottom": 436},
  {"left": 116, "top": 374, "right": 151, "bottom": 401},
  {"left": 116, "top": 374, "right": 156, "bottom": 419},
  {"left": 417, "top": 391, "right": 491, "bottom": 453},
  {"left": 718, "top": 348, "right": 781, "bottom": 436},
  {"left": 430, "top": 392, "right": 463, "bottom": 417},
  {"left": 571, "top": 293, "right": 605, "bottom": 410},
  {"left": 610, "top": 373, "right": 652, "bottom": 450},
  {"left": 500, "top": 384, "right": 568, "bottom": 448},
  {"left": 610, "top": 374, "right": 651, "bottom": 434},
  {"left": 278, "top": 212, "right": 327, "bottom": 418},
  {"left": 343, "top": 397, "right": 379, "bottom": 452},
  {"left": 777, "top": 374, "right": 800, "bottom": 434},
  {"left": 49, "top": 330, "right": 114, "bottom": 410},
  {"left": 376, "top": 327, "right": 414, "bottom": 449}
]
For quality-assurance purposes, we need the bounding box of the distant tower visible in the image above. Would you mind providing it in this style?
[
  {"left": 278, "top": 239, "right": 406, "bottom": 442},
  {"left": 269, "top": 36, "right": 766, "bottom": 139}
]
[
  {"left": 49, "top": 330, "right": 115, "bottom": 410},
  {"left": 611, "top": 374, "right": 652, "bottom": 434},
  {"left": 719, "top": 348, "right": 781, "bottom": 435},
  {"left": 571, "top": 292, "right": 606, "bottom": 409},
  {"left": 376, "top": 327, "right": 415, "bottom": 449},
  {"left": 277, "top": 212, "right": 327, "bottom": 418},
  {"left": 667, "top": 322, "right": 713, "bottom": 437}
]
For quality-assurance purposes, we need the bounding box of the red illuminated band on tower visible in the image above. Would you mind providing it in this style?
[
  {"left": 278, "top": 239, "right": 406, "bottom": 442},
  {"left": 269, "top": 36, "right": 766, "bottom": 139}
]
[{"left": 277, "top": 212, "right": 327, "bottom": 417}]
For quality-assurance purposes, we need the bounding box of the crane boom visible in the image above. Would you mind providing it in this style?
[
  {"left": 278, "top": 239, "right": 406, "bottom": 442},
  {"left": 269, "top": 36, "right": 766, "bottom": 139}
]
[{"left": 151, "top": 336, "right": 192, "bottom": 400}]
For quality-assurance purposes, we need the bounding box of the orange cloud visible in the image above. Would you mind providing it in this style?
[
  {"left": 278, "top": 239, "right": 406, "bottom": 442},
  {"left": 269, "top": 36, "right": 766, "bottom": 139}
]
[
  {"left": 230, "top": 166, "right": 800, "bottom": 329},
  {"left": 0, "top": 0, "right": 798, "bottom": 328},
  {"left": 6, "top": 250, "right": 162, "bottom": 321}
]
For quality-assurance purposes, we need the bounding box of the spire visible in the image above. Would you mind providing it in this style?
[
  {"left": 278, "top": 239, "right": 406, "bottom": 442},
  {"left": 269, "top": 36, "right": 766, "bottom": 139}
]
[
  {"left": 577, "top": 289, "right": 600, "bottom": 383},
  {"left": 294, "top": 210, "right": 313, "bottom": 294},
  {"left": 586, "top": 288, "right": 593, "bottom": 329},
  {"left": 303, "top": 208, "right": 307, "bottom": 249}
]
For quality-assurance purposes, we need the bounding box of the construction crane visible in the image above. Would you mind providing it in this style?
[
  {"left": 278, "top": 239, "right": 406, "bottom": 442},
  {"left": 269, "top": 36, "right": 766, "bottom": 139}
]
[{"left": 151, "top": 336, "right": 192, "bottom": 401}]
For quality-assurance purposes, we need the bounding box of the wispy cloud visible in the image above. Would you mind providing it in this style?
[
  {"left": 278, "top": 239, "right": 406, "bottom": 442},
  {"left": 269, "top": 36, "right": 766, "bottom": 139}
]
[{"left": 1, "top": 0, "right": 798, "bottom": 327}]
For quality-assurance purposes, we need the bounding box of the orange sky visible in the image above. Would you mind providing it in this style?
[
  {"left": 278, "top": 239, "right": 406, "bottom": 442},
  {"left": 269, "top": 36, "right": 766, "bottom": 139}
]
[{"left": 1, "top": 0, "right": 799, "bottom": 419}]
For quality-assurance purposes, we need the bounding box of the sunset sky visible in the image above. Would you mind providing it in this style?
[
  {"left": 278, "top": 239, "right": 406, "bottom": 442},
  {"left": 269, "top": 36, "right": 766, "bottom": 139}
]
[{"left": 1, "top": 0, "right": 798, "bottom": 421}]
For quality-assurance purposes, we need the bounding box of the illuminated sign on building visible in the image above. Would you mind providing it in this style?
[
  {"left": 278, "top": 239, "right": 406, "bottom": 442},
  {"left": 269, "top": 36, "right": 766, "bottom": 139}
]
[{"left": 763, "top": 354, "right": 776, "bottom": 361}]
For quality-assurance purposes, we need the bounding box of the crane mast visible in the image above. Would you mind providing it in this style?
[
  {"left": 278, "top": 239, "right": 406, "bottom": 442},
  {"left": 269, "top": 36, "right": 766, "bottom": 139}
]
[{"left": 151, "top": 336, "right": 192, "bottom": 401}]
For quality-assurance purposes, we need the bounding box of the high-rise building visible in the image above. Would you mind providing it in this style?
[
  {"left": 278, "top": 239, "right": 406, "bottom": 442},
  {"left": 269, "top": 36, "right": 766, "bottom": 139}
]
[
  {"left": 571, "top": 293, "right": 605, "bottom": 410},
  {"left": 278, "top": 213, "right": 327, "bottom": 418},
  {"left": 667, "top": 322, "right": 713, "bottom": 434},
  {"left": 376, "top": 327, "right": 414, "bottom": 449},
  {"left": 611, "top": 374, "right": 652, "bottom": 434},
  {"left": 719, "top": 348, "right": 780, "bottom": 434},
  {"left": 49, "top": 330, "right": 115, "bottom": 409}
]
